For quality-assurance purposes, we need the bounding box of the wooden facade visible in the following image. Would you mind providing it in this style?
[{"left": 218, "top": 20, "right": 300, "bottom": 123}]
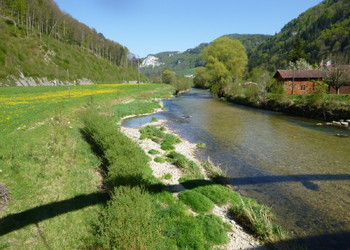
[{"left": 273, "top": 70, "right": 324, "bottom": 94}]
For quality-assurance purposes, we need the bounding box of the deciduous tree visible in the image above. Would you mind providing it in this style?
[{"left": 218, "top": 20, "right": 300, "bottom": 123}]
[{"left": 200, "top": 37, "right": 248, "bottom": 96}]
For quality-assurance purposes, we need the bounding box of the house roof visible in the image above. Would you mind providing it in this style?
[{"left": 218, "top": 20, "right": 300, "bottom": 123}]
[{"left": 273, "top": 70, "right": 324, "bottom": 79}]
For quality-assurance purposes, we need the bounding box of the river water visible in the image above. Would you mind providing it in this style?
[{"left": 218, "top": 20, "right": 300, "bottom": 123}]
[{"left": 122, "top": 89, "right": 350, "bottom": 249}]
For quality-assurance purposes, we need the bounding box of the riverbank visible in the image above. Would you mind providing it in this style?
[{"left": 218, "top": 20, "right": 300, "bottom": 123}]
[
  {"left": 226, "top": 93, "right": 350, "bottom": 121},
  {"left": 118, "top": 100, "right": 290, "bottom": 247},
  {"left": 121, "top": 120, "right": 263, "bottom": 249}
]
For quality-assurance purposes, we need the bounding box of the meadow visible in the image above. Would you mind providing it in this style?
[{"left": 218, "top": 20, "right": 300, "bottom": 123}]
[{"left": 0, "top": 83, "right": 173, "bottom": 248}]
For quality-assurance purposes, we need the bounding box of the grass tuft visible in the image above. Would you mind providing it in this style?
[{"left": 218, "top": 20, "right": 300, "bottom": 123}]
[{"left": 178, "top": 190, "right": 214, "bottom": 214}]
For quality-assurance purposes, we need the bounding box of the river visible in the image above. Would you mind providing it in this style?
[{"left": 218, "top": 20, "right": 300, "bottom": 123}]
[{"left": 122, "top": 89, "right": 350, "bottom": 249}]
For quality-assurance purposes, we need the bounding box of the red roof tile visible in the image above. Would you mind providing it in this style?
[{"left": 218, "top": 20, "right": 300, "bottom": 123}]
[{"left": 274, "top": 70, "right": 324, "bottom": 79}]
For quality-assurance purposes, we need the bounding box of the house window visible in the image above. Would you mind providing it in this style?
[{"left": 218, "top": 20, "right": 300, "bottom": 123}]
[{"left": 300, "top": 85, "right": 306, "bottom": 90}]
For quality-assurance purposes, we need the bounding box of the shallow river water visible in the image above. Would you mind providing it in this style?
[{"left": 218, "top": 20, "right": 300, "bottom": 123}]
[{"left": 122, "top": 89, "right": 350, "bottom": 249}]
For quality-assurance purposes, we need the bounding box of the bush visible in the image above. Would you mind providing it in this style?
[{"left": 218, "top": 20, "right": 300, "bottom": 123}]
[{"left": 178, "top": 190, "right": 214, "bottom": 213}]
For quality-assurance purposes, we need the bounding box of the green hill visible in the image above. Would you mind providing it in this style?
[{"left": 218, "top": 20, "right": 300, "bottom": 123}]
[
  {"left": 248, "top": 0, "right": 350, "bottom": 71},
  {"left": 141, "top": 34, "right": 270, "bottom": 77},
  {"left": 0, "top": 0, "right": 141, "bottom": 86}
]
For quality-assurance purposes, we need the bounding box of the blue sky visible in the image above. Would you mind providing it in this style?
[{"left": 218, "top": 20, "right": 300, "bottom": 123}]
[{"left": 54, "top": 0, "right": 322, "bottom": 57}]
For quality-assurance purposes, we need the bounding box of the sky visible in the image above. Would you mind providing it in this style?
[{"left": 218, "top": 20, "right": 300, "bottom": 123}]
[{"left": 54, "top": 0, "right": 323, "bottom": 58}]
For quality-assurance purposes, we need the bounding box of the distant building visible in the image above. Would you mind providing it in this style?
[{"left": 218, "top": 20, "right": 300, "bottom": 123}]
[{"left": 273, "top": 70, "right": 324, "bottom": 94}]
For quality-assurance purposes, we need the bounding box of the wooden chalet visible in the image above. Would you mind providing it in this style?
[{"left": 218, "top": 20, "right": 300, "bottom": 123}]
[{"left": 273, "top": 70, "right": 324, "bottom": 94}]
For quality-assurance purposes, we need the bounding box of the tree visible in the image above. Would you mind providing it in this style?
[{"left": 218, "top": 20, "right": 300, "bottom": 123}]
[
  {"left": 289, "top": 37, "right": 305, "bottom": 63},
  {"left": 162, "top": 69, "right": 176, "bottom": 84},
  {"left": 201, "top": 37, "right": 248, "bottom": 96},
  {"left": 323, "top": 54, "right": 350, "bottom": 94},
  {"left": 193, "top": 67, "right": 210, "bottom": 88},
  {"left": 287, "top": 58, "right": 314, "bottom": 70},
  {"left": 323, "top": 65, "right": 350, "bottom": 94}
]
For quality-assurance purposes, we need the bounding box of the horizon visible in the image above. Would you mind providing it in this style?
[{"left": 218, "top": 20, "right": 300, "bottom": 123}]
[{"left": 55, "top": 0, "right": 322, "bottom": 58}]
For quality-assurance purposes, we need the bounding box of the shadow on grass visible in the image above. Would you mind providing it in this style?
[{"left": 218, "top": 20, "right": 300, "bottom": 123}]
[
  {"left": 1, "top": 174, "right": 349, "bottom": 249},
  {"left": 0, "top": 192, "right": 108, "bottom": 236}
]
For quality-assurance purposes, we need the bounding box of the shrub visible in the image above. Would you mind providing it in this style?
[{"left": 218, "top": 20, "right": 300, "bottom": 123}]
[{"left": 178, "top": 190, "right": 214, "bottom": 213}]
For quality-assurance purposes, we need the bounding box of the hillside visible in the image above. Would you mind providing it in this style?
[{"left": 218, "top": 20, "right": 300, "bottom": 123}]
[
  {"left": 0, "top": 0, "right": 141, "bottom": 86},
  {"left": 140, "top": 34, "right": 270, "bottom": 77},
  {"left": 248, "top": 0, "right": 350, "bottom": 71}
]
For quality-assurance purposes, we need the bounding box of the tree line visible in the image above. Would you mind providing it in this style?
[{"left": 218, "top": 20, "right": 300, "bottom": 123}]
[{"left": 0, "top": 0, "right": 129, "bottom": 67}]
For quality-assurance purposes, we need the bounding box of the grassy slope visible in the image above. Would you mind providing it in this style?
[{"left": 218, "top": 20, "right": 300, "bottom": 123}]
[
  {"left": 0, "top": 83, "right": 173, "bottom": 248},
  {"left": 0, "top": 18, "right": 143, "bottom": 86}
]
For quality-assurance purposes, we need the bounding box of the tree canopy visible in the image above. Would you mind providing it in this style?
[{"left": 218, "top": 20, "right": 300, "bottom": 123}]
[{"left": 198, "top": 37, "right": 248, "bottom": 96}]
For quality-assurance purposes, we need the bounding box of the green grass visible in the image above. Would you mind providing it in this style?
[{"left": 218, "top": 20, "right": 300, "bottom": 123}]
[
  {"left": 162, "top": 173, "right": 172, "bottom": 180},
  {"left": 196, "top": 142, "right": 207, "bottom": 148},
  {"left": 148, "top": 149, "right": 160, "bottom": 155},
  {"left": 81, "top": 110, "right": 233, "bottom": 249},
  {"left": 139, "top": 125, "right": 181, "bottom": 151},
  {"left": 0, "top": 17, "right": 145, "bottom": 86},
  {"left": 178, "top": 190, "right": 214, "bottom": 214},
  {"left": 154, "top": 157, "right": 166, "bottom": 163},
  {"left": 0, "top": 83, "right": 173, "bottom": 248},
  {"left": 166, "top": 151, "right": 204, "bottom": 180}
]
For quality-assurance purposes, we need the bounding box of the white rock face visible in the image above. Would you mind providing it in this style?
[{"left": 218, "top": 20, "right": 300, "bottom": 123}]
[{"left": 140, "top": 55, "right": 164, "bottom": 68}]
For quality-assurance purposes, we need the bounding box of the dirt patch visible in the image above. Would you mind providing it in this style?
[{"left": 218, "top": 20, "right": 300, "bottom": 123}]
[{"left": 0, "top": 183, "right": 10, "bottom": 212}]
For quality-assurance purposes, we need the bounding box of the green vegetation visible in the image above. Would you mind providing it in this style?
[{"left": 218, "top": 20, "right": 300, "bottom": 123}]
[
  {"left": 181, "top": 180, "right": 286, "bottom": 242},
  {"left": 249, "top": 0, "right": 350, "bottom": 70},
  {"left": 162, "top": 173, "right": 172, "bottom": 180},
  {"left": 195, "top": 37, "right": 248, "bottom": 97},
  {"left": 139, "top": 125, "right": 181, "bottom": 151},
  {"left": 226, "top": 82, "right": 350, "bottom": 120},
  {"left": 0, "top": 0, "right": 144, "bottom": 85},
  {"left": 196, "top": 142, "right": 207, "bottom": 148},
  {"left": 0, "top": 83, "right": 173, "bottom": 248},
  {"left": 178, "top": 190, "right": 214, "bottom": 214},
  {"left": 154, "top": 157, "right": 166, "bottom": 163},
  {"left": 141, "top": 35, "right": 270, "bottom": 77},
  {"left": 166, "top": 151, "right": 204, "bottom": 180},
  {"left": 148, "top": 149, "right": 160, "bottom": 155},
  {"left": 80, "top": 109, "right": 232, "bottom": 249}
]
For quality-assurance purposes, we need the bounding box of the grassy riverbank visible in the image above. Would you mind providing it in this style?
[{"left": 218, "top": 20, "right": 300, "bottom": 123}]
[
  {"left": 227, "top": 91, "right": 350, "bottom": 121},
  {"left": 0, "top": 83, "right": 173, "bottom": 248},
  {"left": 1, "top": 83, "right": 287, "bottom": 248}
]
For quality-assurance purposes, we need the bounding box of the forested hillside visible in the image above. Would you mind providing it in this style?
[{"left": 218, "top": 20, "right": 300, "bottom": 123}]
[
  {"left": 141, "top": 34, "right": 270, "bottom": 77},
  {"left": 0, "top": 0, "right": 140, "bottom": 86},
  {"left": 248, "top": 0, "right": 350, "bottom": 71}
]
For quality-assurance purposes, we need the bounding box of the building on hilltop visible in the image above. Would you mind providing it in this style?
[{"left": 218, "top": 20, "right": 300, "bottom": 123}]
[{"left": 273, "top": 70, "right": 324, "bottom": 94}]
